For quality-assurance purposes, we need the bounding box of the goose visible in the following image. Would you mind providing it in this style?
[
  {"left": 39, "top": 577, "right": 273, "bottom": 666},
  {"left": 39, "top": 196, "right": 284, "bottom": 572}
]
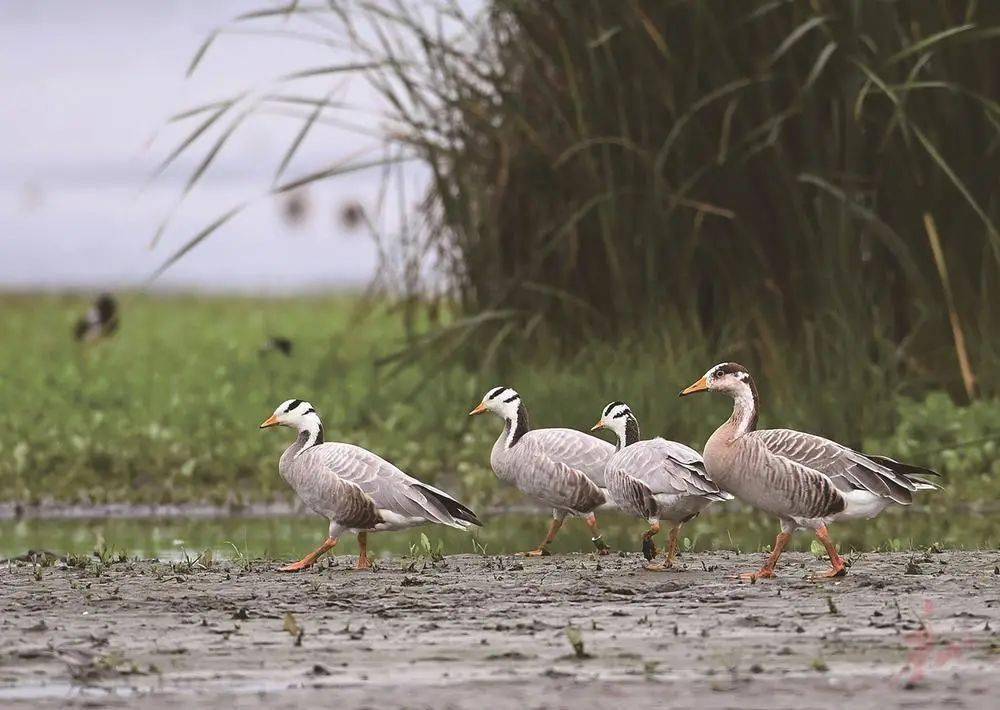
[
  {"left": 74, "top": 294, "right": 119, "bottom": 342},
  {"left": 591, "top": 402, "right": 732, "bottom": 570},
  {"left": 261, "top": 399, "right": 482, "bottom": 572},
  {"left": 680, "top": 363, "right": 939, "bottom": 580},
  {"left": 469, "top": 387, "right": 614, "bottom": 555}
]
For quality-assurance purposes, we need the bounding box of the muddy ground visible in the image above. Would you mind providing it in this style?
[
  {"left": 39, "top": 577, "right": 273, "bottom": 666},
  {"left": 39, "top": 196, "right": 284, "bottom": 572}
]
[{"left": 1, "top": 550, "right": 998, "bottom": 709}]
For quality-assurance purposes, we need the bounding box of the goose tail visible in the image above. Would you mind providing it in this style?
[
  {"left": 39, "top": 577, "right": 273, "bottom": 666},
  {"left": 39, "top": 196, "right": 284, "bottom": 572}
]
[{"left": 414, "top": 483, "right": 484, "bottom": 527}]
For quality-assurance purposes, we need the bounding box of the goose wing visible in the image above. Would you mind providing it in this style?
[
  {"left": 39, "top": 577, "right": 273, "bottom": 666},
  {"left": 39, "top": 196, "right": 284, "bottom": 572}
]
[
  {"left": 612, "top": 439, "right": 730, "bottom": 499},
  {"left": 734, "top": 435, "right": 848, "bottom": 519},
  {"left": 753, "top": 429, "right": 938, "bottom": 505},
  {"left": 507, "top": 433, "right": 607, "bottom": 513},
  {"left": 305, "top": 443, "right": 481, "bottom": 529},
  {"left": 527, "top": 428, "right": 615, "bottom": 487},
  {"left": 285, "top": 452, "right": 382, "bottom": 529}
]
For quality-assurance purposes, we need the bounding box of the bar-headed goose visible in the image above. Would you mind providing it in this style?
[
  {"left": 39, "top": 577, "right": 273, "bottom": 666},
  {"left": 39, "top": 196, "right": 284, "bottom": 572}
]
[
  {"left": 592, "top": 402, "right": 731, "bottom": 570},
  {"left": 261, "top": 399, "right": 482, "bottom": 572},
  {"left": 469, "top": 387, "right": 614, "bottom": 555},
  {"left": 680, "top": 363, "right": 939, "bottom": 580}
]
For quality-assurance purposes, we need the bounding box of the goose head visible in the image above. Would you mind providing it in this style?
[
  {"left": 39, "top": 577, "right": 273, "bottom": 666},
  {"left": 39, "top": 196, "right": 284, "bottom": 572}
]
[
  {"left": 591, "top": 401, "right": 632, "bottom": 436},
  {"left": 260, "top": 398, "right": 320, "bottom": 430},
  {"left": 680, "top": 362, "right": 754, "bottom": 398},
  {"left": 469, "top": 386, "right": 521, "bottom": 420},
  {"left": 591, "top": 401, "right": 640, "bottom": 449}
]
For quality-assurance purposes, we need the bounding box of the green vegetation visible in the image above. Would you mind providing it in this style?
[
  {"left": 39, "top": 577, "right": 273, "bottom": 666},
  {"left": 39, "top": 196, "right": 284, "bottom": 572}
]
[
  {"left": 167, "top": 1, "right": 1000, "bottom": 407},
  {"left": 1, "top": 295, "right": 997, "bottom": 549}
]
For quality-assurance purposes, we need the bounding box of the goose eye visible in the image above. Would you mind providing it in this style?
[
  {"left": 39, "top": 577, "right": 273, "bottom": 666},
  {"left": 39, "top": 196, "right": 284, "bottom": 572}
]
[{"left": 714, "top": 369, "right": 724, "bottom": 378}]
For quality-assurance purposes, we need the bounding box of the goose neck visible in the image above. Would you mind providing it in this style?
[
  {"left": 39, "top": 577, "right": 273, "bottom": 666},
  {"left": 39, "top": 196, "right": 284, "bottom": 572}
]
[
  {"left": 728, "top": 379, "right": 759, "bottom": 437},
  {"left": 503, "top": 403, "right": 530, "bottom": 449},
  {"left": 293, "top": 415, "right": 325, "bottom": 456},
  {"left": 617, "top": 415, "right": 641, "bottom": 450}
]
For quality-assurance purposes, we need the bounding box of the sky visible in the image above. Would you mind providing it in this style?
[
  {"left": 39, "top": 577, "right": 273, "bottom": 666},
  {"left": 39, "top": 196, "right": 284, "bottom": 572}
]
[{"left": 0, "top": 1, "right": 438, "bottom": 293}]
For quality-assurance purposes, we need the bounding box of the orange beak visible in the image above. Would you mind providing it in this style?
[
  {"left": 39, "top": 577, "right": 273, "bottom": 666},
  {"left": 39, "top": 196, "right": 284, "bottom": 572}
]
[
  {"left": 590, "top": 420, "right": 605, "bottom": 431},
  {"left": 259, "top": 414, "right": 280, "bottom": 429},
  {"left": 468, "top": 402, "right": 488, "bottom": 416},
  {"left": 680, "top": 376, "right": 709, "bottom": 397}
]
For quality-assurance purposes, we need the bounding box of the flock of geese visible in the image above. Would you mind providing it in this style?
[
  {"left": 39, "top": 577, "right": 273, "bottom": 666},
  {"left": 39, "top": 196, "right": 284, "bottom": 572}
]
[{"left": 261, "top": 362, "right": 939, "bottom": 580}]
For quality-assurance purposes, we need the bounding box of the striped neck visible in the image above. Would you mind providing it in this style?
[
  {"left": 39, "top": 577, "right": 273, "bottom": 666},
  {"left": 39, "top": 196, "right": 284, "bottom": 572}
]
[
  {"left": 503, "top": 403, "right": 530, "bottom": 448},
  {"left": 728, "top": 378, "right": 759, "bottom": 437},
  {"left": 617, "top": 415, "right": 640, "bottom": 450},
  {"left": 293, "top": 414, "right": 325, "bottom": 458},
  {"left": 611, "top": 412, "right": 639, "bottom": 451}
]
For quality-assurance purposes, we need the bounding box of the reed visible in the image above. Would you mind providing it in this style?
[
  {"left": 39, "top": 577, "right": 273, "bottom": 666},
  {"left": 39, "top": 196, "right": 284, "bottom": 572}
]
[{"left": 160, "top": 0, "right": 1000, "bottom": 403}]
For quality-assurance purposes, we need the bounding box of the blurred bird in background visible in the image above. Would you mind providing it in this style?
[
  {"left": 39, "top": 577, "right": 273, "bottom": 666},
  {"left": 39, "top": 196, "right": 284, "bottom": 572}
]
[
  {"left": 260, "top": 336, "right": 294, "bottom": 357},
  {"left": 73, "top": 294, "right": 119, "bottom": 342}
]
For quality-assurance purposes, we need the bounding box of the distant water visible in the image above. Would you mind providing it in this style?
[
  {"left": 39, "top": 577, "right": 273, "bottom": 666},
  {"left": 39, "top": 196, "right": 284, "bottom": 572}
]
[
  {"left": 0, "top": 0, "right": 430, "bottom": 293},
  {"left": 0, "top": 505, "right": 992, "bottom": 560}
]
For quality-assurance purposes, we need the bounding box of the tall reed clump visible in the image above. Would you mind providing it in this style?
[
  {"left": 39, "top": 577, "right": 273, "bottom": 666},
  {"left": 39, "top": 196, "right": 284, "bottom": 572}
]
[{"left": 163, "top": 1, "right": 1000, "bottom": 431}]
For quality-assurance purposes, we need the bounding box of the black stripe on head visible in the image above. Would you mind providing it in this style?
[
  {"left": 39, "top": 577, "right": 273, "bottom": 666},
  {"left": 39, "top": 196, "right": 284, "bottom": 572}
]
[
  {"left": 302, "top": 408, "right": 316, "bottom": 416},
  {"left": 502, "top": 393, "right": 519, "bottom": 403},
  {"left": 284, "top": 399, "right": 303, "bottom": 413},
  {"left": 712, "top": 362, "right": 750, "bottom": 379},
  {"left": 602, "top": 401, "right": 624, "bottom": 417},
  {"left": 486, "top": 386, "right": 507, "bottom": 401},
  {"left": 613, "top": 407, "right": 631, "bottom": 419}
]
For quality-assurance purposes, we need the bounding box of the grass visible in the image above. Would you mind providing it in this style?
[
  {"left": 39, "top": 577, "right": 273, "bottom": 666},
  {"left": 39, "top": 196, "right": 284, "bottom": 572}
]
[
  {"left": 156, "top": 0, "right": 1000, "bottom": 404},
  {"left": 1, "top": 294, "right": 998, "bottom": 535}
]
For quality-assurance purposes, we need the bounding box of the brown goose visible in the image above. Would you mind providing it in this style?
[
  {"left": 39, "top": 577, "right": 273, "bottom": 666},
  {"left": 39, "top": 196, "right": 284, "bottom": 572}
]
[{"left": 680, "top": 363, "right": 939, "bottom": 580}]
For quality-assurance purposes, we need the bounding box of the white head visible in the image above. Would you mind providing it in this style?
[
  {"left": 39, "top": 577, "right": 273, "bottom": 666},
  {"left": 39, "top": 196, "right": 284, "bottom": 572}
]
[
  {"left": 468, "top": 386, "right": 522, "bottom": 420},
  {"left": 260, "top": 399, "right": 320, "bottom": 430},
  {"left": 260, "top": 398, "right": 324, "bottom": 455},
  {"left": 680, "top": 362, "right": 759, "bottom": 434},
  {"left": 591, "top": 401, "right": 640, "bottom": 448},
  {"left": 680, "top": 362, "right": 755, "bottom": 398},
  {"left": 591, "top": 401, "right": 632, "bottom": 436}
]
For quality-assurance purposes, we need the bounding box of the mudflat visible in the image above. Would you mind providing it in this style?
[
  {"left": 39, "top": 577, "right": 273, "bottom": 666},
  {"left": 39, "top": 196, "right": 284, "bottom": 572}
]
[{"left": 1, "top": 550, "right": 998, "bottom": 708}]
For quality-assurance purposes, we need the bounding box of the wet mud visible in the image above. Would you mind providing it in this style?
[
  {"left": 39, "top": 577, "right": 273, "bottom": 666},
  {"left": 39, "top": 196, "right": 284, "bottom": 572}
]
[{"left": 1, "top": 550, "right": 998, "bottom": 708}]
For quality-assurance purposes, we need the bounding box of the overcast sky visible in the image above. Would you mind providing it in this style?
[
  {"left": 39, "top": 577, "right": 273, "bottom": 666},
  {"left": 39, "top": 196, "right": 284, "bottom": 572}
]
[{"left": 0, "top": 1, "right": 440, "bottom": 293}]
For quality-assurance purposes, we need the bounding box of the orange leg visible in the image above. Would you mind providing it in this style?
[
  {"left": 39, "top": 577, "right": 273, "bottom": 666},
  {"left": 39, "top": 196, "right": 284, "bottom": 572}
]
[
  {"left": 279, "top": 536, "right": 338, "bottom": 572},
  {"left": 585, "top": 512, "right": 611, "bottom": 556},
  {"left": 667, "top": 524, "right": 680, "bottom": 562},
  {"left": 646, "top": 523, "right": 680, "bottom": 571},
  {"left": 813, "top": 525, "right": 847, "bottom": 578},
  {"left": 739, "top": 531, "right": 791, "bottom": 581},
  {"left": 641, "top": 521, "right": 661, "bottom": 561},
  {"left": 356, "top": 531, "right": 372, "bottom": 570},
  {"left": 523, "top": 517, "right": 563, "bottom": 556}
]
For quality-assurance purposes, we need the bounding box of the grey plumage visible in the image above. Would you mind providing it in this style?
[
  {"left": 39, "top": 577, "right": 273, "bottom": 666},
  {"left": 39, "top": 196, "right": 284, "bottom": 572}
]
[
  {"left": 606, "top": 437, "right": 731, "bottom": 523},
  {"left": 522, "top": 427, "right": 615, "bottom": 490},
  {"left": 692, "top": 363, "right": 938, "bottom": 529},
  {"left": 277, "top": 419, "right": 481, "bottom": 535},
  {"left": 706, "top": 430, "right": 849, "bottom": 522},
  {"left": 754, "top": 429, "right": 938, "bottom": 506},
  {"left": 491, "top": 429, "right": 611, "bottom": 514}
]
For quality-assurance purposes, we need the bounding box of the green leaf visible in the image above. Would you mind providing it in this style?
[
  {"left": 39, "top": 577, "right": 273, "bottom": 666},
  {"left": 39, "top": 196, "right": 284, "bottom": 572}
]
[{"left": 886, "top": 23, "right": 975, "bottom": 65}]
